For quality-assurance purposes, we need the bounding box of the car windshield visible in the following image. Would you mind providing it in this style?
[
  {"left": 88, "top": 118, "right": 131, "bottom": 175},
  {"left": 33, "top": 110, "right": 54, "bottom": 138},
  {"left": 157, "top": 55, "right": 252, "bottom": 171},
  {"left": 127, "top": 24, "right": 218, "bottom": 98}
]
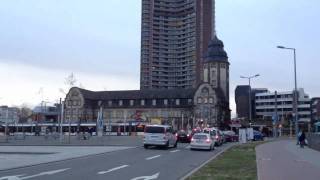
[
  {"left": 203, "top": 129, "right": 216, "bottom": 136},
  {"left": 193, "top": 134, "right": 208, "bottom": 139},
  {"left": 145, "top": 127, "right": 165, "bottom": 133}
]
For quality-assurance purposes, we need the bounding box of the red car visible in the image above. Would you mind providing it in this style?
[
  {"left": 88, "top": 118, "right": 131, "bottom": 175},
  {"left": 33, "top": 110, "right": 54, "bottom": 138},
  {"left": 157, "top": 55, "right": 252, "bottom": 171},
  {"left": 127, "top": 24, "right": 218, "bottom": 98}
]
[
  {"left": 187, "top": 128, "right": 202, "bottom": 143},
  {"left": 222, "top": 131, "right": 238, "bottom": 142}
]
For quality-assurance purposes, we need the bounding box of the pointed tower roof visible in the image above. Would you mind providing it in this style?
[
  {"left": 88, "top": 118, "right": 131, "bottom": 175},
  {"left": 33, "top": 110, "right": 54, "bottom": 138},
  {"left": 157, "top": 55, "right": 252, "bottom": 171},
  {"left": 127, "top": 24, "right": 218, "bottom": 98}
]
[
  {"left": 204, "top": 36, "right": 228, "bottom": 63},
  {"left": 204, "top": 0, "right": 228, "bottom": 63}
]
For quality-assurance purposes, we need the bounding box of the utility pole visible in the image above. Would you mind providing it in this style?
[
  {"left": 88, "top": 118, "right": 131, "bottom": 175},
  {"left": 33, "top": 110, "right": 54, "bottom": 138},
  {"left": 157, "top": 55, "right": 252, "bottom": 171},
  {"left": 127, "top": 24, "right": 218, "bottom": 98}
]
[
  {"left": 60, "top": 99, "right": 64, "bottom": 143},
  {"left": 240, "top": 74, "right": 260, "bottom": 124},
  {"left": 273, "top": 91, "right": 278, "bottom": 138},
  {"left": 68, "top": 101, "right": 72, "bottom": 144},
  {"left": 5, "top": 107, "right": 9, "bottom": 142},
  {"left": 277, "top": 46, "right": 299, "bottom": 139}
]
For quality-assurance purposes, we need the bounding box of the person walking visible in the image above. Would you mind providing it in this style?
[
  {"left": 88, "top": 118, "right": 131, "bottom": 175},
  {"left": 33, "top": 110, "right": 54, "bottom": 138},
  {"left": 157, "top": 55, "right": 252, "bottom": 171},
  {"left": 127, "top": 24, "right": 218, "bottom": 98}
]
[{"left": 298, "top": 130, "right": 306, "bottom": 148}]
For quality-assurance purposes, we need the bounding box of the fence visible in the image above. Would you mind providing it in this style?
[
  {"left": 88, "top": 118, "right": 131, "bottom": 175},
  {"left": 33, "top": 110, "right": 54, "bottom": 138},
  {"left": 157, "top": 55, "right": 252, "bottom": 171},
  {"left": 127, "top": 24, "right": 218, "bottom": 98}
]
[{"left": 307, "top": 133, "right": 320, "bottom": 151}]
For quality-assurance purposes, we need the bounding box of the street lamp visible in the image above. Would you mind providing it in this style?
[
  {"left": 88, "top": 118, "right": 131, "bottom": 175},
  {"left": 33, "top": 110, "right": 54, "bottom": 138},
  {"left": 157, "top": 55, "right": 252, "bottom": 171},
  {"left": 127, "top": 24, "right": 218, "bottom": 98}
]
[
  {"left": 277, "top": 45, "right": 298, "bottom": 139},
  {"left": 240, "top": 74, "right": 260, "bottom": 123}
]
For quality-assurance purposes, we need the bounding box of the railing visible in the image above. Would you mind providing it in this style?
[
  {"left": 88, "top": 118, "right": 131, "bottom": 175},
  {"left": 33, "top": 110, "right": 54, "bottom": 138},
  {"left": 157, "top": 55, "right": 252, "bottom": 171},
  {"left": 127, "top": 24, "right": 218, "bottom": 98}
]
[{"left": 307, "top": 133, "right": 320, "bottom": 151}]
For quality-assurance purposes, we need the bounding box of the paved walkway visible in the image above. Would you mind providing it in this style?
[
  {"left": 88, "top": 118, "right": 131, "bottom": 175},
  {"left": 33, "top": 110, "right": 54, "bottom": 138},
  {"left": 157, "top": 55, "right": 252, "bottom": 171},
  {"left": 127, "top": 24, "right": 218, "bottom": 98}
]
[
  {"left": 0, "top": 135, "right": 142, "bottom": 146},
  {"left": 256, "top": 139, "right": 320, "bottom": 180}
]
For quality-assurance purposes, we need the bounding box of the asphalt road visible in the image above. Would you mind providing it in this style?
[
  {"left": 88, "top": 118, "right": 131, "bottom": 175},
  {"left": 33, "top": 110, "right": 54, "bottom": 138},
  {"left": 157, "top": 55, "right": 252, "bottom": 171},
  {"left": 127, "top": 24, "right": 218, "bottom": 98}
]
[{"left": 0, "top": 143, "right": 234, "bottom": 180}]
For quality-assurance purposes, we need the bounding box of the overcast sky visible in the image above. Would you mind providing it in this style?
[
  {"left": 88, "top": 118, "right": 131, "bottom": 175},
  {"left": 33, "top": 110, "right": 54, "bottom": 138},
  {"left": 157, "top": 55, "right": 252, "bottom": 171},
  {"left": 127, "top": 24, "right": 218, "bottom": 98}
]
[{"left": 0, "top": 0, "right": 319, "bottom": 117}]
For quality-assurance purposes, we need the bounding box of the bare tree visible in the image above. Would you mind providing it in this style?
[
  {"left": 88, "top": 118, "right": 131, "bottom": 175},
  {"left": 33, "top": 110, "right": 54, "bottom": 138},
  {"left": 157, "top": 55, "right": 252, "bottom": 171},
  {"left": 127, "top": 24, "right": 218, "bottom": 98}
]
[
  {"left": 59, "top": 72, "right": 79, "bottom": 95},
  {"left": 65, "top": 72, "right": 77, "bottom": 88},
  {"left": 18, "top": 103, "right": 33, "bottom": 123}
]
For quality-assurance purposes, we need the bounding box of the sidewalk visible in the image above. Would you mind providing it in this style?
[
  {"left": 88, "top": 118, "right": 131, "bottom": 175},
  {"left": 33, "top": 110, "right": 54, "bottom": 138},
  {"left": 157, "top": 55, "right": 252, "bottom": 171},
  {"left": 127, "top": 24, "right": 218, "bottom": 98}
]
[
  {"left": 256, "top": 139, "right": 320, "bottom": 180},
  {"left": 0, "top": 135, "right": 143, "bottom": 146}
]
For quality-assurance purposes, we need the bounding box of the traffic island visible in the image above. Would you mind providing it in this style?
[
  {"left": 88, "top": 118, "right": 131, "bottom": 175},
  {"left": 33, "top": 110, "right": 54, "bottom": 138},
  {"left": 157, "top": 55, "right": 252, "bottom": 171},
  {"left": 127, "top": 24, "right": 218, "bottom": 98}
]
[{"left": 187, "top": 142, "right": 264, "bottom": 180}]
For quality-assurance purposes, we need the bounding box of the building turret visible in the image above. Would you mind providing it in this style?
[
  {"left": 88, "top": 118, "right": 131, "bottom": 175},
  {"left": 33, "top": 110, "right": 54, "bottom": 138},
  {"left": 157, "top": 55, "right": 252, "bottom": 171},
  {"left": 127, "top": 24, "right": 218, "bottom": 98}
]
[{"left": 202, "top": 0, "right": 230, "bottom": 126}]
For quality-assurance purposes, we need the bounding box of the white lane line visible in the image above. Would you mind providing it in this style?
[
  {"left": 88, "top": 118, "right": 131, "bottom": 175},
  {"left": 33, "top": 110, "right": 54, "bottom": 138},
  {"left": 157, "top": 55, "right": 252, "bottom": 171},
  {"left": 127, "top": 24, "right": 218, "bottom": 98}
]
[
  {"left": 145, "top": 155, "right": 161, "bottom": 160},
  {"left": 170, "top": 150, "right": 180, "bottom": 153},
  {"left": 97, "top": 165, "right": 129, "bottom": 175}
]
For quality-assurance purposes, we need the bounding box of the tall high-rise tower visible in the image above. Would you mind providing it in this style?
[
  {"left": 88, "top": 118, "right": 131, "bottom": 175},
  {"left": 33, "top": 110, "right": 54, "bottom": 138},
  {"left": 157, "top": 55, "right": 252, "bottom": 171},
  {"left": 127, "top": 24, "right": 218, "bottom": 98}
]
[{"left": 140, "top": 0, "right": 213, "bottom": 89}]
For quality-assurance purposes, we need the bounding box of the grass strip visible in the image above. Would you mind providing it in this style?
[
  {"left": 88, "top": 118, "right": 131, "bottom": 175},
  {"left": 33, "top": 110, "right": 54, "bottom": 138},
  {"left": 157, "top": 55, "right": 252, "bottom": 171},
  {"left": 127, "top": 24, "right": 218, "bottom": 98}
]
[{"left": 187, "top": 142, "right": 264, "bottom": 180}]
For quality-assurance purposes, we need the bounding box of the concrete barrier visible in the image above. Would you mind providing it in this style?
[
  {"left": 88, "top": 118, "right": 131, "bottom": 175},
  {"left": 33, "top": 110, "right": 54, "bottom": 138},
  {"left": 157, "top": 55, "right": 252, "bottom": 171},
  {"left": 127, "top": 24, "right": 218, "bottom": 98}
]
[{"left": 307, "top": 133, "right": 320, "bottom": 151}]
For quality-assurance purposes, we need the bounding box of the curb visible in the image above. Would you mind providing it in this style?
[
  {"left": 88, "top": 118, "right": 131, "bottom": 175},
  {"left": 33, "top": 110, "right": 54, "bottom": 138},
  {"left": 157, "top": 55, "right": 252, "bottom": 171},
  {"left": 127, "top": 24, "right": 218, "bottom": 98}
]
[{"left": 179, "top": 143, "right": 238, "bottom": 180}]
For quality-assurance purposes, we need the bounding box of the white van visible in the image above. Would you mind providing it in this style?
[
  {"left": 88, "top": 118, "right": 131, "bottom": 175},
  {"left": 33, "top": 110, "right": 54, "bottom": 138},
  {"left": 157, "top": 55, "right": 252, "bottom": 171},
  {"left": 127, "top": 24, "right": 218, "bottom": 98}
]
[{"left": 143, "top": 125, "right": 178, "bottom": 149}]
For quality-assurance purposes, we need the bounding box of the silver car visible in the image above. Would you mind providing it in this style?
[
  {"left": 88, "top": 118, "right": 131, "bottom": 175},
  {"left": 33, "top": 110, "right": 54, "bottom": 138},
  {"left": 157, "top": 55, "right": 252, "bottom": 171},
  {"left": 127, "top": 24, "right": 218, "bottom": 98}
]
[
  {"left": 190, "top": 133, "right": 215, "bottom": 151},
  {"left": 143, "top": 125, "right": 178, "bottom": 149}
]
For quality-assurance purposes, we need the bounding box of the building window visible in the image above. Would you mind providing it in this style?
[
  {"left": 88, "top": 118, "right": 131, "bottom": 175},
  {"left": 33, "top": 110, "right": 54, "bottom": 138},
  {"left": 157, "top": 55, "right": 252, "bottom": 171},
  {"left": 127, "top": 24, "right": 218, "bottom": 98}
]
[
  {"left": 119, "top": 100, "right": 123, "bottom": 106},
  {"left": 130, "top": 100, "right": 134, "bottom": 106},
  {"left": 188, "top": 99, "right": 192, "bottom": 104},
  {"left": 204, "top": 98, "right": 208, "bottom": 104},
  {"left": 141, "top": 100, "right": 145, "bottom": 106},
  {"left": 197, "top": 98, "right": 202, "bottom": 104},
  {"left": 176, "top": 99, "right": 180, "bottom": 106},
  {"left": 164, "top": 99, "right": 168, "bottom": 105},
  {"left": 152, "top": 99, "right": 156, "bottom": 106},
  {"left": 108, "top": 100, "right": 112, "bottom": 106},
  {"left": 209, "top": 98, "right": 213, "bottom": 104}
]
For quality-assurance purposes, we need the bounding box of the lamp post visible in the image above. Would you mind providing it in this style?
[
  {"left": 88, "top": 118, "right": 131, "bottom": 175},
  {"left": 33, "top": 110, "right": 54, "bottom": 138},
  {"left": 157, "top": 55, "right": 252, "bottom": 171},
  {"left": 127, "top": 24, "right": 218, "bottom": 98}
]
[
  {"left": 240, "top": 74, "right": 260, "bottom": 124},
  {"left": 5, "top": 107, "right": 9, "bottom": 142},
  {"left": 68, "top": 100, "right": 72, "bottom": 144},
  {"left": 277, "top": 46, "right": 298, "bottom": 139}
]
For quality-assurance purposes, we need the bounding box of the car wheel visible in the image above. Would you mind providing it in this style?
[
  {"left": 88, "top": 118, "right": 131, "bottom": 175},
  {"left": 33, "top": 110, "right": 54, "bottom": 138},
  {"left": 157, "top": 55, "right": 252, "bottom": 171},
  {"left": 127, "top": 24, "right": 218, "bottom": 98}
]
[
  {"left": 144, "top": 145, "right": 149, "bottom": 149},
  {"left": 173, "top": 141, "right": 178, "bottom": 148},
  {"left": 165, "top": 141, "right": 169, "bottom": 148}
]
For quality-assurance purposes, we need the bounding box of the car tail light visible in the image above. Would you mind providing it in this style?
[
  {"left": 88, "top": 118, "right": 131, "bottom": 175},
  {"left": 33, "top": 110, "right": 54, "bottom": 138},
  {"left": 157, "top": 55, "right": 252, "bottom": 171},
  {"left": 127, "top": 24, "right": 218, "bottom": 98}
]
[
  {"left": 187, "top": 134, "right": 190, "bottom": 137},
  {"left": 215, "top": 135, "right": 219, "bottom": 139},
  {"left": 191, "top": 138, "right": 194, "bottom": 142},
  {"left": 206, "top": 138, "right": 211, "bottom": 143},
  {"left": 175, "top": 133, "right": 178, "bottom": 137}
]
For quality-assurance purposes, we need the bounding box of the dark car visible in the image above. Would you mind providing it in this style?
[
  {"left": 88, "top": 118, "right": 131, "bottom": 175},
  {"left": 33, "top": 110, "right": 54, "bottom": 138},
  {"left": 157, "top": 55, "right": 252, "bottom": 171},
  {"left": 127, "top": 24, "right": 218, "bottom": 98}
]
[
  {"left": 176, "top": 130, "right": 190, "bottom": 143},
  {"left": 222, "top": 131, "right": 238, "bottom": 142},
  {"left": 253, "top": 130, "right": 264, "bottom": 141}
]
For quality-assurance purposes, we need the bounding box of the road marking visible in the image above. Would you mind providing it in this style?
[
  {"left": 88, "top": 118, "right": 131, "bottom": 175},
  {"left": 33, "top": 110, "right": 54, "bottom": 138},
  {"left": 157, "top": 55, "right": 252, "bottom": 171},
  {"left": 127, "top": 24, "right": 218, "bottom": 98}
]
[
  {"left": 185, "top": 145, "right": 191, "bottom": 149},
  {"left": 295, "top": 159, "right": 308, "bottom": 163},
  {"left": 0, "top": 175, "right": 25, "bottom": 180},
  {"left": 0, "top": 169, "right": 70, "bottom": 180},
  {"left": 97, "top": 165, "right": 129, "bottom": 175},
  {"left": 21, "top": 168, "right": 70, "bottom": 179},
  {"left": 131, "top": 172, "right": 160, "bottom": 180},
  {"left": 145, "top": 155, "right": 161, "bottom": 160},
  {"left": 259, "top": 158, "right": 271, "bottom": 161},
  {"left": 170, "top": 150, "right": 180, "bottom": 153}
]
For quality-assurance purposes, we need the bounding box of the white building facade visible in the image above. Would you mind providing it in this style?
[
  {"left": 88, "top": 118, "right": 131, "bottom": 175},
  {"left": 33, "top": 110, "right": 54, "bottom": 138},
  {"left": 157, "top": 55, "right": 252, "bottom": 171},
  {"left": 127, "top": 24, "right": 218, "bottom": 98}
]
[
  {"left": 0, "top": 106, "right": 19, "bottom": 124},
  {"left": 255, "top": 88, "right": 311, "bottom": 123}
]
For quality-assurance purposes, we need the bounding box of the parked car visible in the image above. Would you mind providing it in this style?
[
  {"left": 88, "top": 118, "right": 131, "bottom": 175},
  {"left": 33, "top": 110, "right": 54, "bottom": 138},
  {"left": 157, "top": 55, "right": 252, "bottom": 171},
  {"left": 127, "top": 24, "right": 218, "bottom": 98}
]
[
  {"left": 190, "top": 133, "right": 215, "bottom": 151},
  {"left": 176, "top": 130, "right": 190, "bottom": 143},
  {"left": 222, "top": 130, "right": 238, "bottom": 142},
  {"left": 253, "top": 130, "right": 264, "bottom": 141},
  {"left": 203, "top": 127, "right": 223, "bottom": 146},
  {"left": 143, "top": 125, "right": 178, "bottom": 149}
]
